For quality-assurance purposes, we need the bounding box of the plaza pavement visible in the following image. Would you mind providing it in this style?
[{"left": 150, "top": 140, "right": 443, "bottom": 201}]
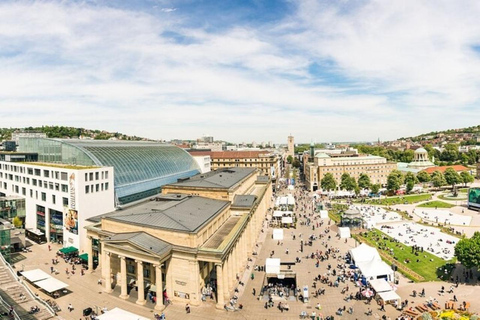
[{"left": 9, "top": 185, "right": 480, "bottom": 320}]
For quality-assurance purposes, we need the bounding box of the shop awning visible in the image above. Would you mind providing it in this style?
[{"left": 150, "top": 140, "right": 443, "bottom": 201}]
[
  {"left": 377, "top": 290, "right": 401, "bottom": 302},
  {"left": 35, "top": 277, "right": 69, "bottom": 293},
  {"left": 59, "top": 246, "right": 78, "bottom": 254},
  {"left": 21, "top": 269, "right": 51, "bottom": 282},
  {"left": 79, "top": 253, "right": 88, "bottom": 262}
]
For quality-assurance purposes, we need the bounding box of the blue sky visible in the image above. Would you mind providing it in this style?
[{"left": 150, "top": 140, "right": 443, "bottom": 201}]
[{"left": 1, "top": 0, "right": 480, "bottom": 143}]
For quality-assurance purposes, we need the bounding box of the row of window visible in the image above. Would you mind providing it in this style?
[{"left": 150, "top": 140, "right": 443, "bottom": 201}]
[
  {"left": 1, "top": 164, "right": 70, "bottom": 181},
  {"left": 85, "top": 171, "right": 109, "bottom": 182},
  {"left": 0, "top": 182, "right": 69, "bottom": 206},
  {"left": 85, "top": 183, "right": 109, "bottom": 194},
  {"left": 0, "top": 173, "right": 69, "bottom": 192}
]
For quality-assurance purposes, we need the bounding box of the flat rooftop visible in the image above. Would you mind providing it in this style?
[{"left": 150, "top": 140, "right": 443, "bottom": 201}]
[
  {"left": 91, "top": 194, "right": 230, "bottom": 233},
  {"left": 166, "top": 167, "right": 256, "bottom": 189},
  {"left": 22, "top": 162, "right": 100, "bottom": 170}
]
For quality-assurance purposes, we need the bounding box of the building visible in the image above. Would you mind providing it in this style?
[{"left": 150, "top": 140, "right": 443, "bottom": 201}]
[
  {"left": 0, "top": 138, "right": 201, "bottom": 253},
  {"left": 287, "top": 135, "right": 294, "bottom": 158},
  {"left": 421, "top": 165, "right": 469, "bottom": 175},
  {"left": 11, "top": 132, "right": 47, "bottom": 144},
  {"left": 191, "top": 154, "right": 211, "bottom": 174},
  {"left": 304, "top": 153, "right": 396, "bottom": 191},
  {"left": 85, "top": 168, "right": 271, "bottom": 310},
  {"left": 188, "top": 150, "right": 280, "bottom": 181}
]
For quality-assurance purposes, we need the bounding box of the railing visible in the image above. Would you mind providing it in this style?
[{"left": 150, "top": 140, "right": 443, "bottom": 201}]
[
  {"left": 0, "top": 294, "right": 21, "bottom": 320},
  {"left": 0, "top": 252, "right": 56, "bottom": 317}
]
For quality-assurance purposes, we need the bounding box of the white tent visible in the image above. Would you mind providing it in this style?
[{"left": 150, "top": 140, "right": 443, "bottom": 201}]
[
  {"left": 273, "top": 229, "right": 284, "bottom": 240},
  {"left": 378, "top": 290, "right": 401, "bottom": 302},
  {"left": 365, "top": 220, "right": 376, "bottom": 230},
  {"left": 281, "top": 217, "right": 293, "bottom": 224},
  {"left": 286, "top": 194, "right": 295, "bottom": 205},
  {"left": 21, "top": 269, "right": 51, "bottom": 282},
  {"left": 287, "top": 185, "right": 294, "bottom": 190},
  {"left": 273, "top": 211, "right": 284, "bottom": 218},
  {"left": 97, "top": 308, "right": 149, "bottom": 320},
  {"left": 319, "top": 210, "right": 329, "bottom": 219},
  {"left": 265, "top": 258, "right": 281, "bottom": 274},
  {"left": 357, "top": 258, "right": 394, "bottom": 281},
  {"left": 368, "top": 279, "right": 393, "bottom": 293},
  {"left": 338, "top": 227, "right": 351, "bottom": 239},
  {"left": 34, "top": 278, "right": 69, "bottom": 293},
  {"left": 349, "top": 243, "right": 381, "bottom": 265}
]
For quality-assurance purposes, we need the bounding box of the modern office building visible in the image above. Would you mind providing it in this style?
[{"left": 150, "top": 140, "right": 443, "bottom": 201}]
[
  {"left": 304, "top": 153, "right": 396, "bottom": 191},
  {"left": 0, "top": 138, "right": 201, "bottom": 252},
  {"left": 85, "top": 168, "right": 271, "bottom": 310}
]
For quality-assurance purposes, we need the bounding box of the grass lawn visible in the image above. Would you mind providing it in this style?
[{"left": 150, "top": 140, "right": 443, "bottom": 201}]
[
  {"left": 361, "top": 193, "right": 432, "bottom": 206},
  {"left": 417, "top": 200, "right": 455, "bottom": 208},
  {"left": 358, "top": 229, "right": 455, "bottom": 282}
]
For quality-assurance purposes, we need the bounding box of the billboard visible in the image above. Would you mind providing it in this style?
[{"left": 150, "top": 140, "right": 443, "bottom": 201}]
[
  {"left": 64, "top": 208, "right": 78, "bottom": 235},
  {"left": 468, "top": 188, "right": 480, "bottom": 210}
]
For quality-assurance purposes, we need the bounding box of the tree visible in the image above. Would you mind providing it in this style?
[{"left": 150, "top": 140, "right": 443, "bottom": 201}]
[
  {"left": 340, "top": 173, "right": 357, "bottom": 191},
  {"left": 321, "top": 173, "right": 337, "bottom": 191},
  {"left": 440, "top": 144, "right": 459, "bottom": 162},
  {"left": 371, "top": 184, "right": 380, "bottom": 195},
  {"left": 406, "top": 180, "right": 415, "bottom": 194},
  {"left": 292, "top": 158, "right": 301, "bottom": 168},
  {"left": 444, "top": 168, "right": 461, "bottom": 190},
  {"left": 357, "top": 173, "right": 371, "bottom": 189},
  {"left": 417, "top": 171, "right": 431, "bottom": 183},
  {"left": 460, "top": 171, "right": 474, "bottom": 187},
  {"left": 387, "top": 170, "right": 404, "bottom": 193},
  {"left": 404, "top": 172, "right": 418, "bottom": 185},
  {"left": 12, "top": 216, "right": 22, "bottom": 228},
  {"left": 287, "top": 155, "right": 293, "bottom": 164},
  {"left": 431, "top": 171, "right": 447, "bottom": 188},
  {"left": 455, "top": 232, "right": 480, "bottom": 269}
]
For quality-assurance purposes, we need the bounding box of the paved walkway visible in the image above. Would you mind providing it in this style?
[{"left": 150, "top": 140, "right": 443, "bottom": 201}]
[{"left": 9, "top": 184, "right": 480, "bottom": 320}]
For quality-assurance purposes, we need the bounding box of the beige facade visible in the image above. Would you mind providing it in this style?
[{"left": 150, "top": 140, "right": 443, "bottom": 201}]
[
  {"left": 304, "top": 154, "right": 396, "bottom": 191},
  {"left": 287, "top": 135, "right": 294, "bottom": 158},
  {"left": 188, "top": 151, "right": 280, "bottom": 180},
  {"left": 85, "top": 168, "right": 272, "bottom": 310}
]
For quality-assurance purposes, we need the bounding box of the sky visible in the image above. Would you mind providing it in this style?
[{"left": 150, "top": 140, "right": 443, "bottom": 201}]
[{"left": 1, "top": 0, "right": 480, "bottom": 143}]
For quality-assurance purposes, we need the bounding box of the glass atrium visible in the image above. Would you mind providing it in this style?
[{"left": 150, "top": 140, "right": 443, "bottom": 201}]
[{"left": 19, "top": 138, "right": 200, "bottom": 204}]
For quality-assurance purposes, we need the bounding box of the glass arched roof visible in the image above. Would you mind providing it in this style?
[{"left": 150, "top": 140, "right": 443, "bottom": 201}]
[{"left": 19, "top": 138, "right": 200, "bottom": 204}]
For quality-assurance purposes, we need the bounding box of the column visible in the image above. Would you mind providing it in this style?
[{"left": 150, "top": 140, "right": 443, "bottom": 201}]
[
  {"left": 87, "top": 237, "right": 93, "bottom": 272},
  {"left": 232, "top": 246, "right": 238, "bottom": 284},
  {"left": 154, "top": 264, "right": 165, "bottom": 311},
  {"left": 45, "top": 209, "right": 51, "bottom": 242},
  {"left": 226, "top": 254, "right": 232, "bottom": 295},
  {"left": 103, "top": 252, "right": 112, "bottom": 293},
  {"left": 223, "top": 259, "right": 229, "bottom": 302},
  {"left": 136, "top": 260, "right": 145, "bottom": 305},
  {"left": 215, "top": 264, "right": 225, "bottom": 309},
  {"left": 119, "top": 256, "right": 129, "bottom": 299}
]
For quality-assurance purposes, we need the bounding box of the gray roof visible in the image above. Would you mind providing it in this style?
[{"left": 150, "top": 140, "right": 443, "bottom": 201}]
[
  {"left": 103, "top": 195, "right": 230, "bottom": 232},
  {"left": 105, "top": 232, "right": 171, "bottom": 256},
  {"left": 232, "top": 195, "right": 257, "bottom": 208},
  {"left": 256, "top": 176, "right": 270, "bottom": 184},
  {"left": 167, "top": 167, "right": 256, "bottom": 189}
]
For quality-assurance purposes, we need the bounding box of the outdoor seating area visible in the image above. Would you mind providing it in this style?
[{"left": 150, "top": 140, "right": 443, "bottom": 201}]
[
  {"left": 21, "top": 269, "right": 69, "bottom": 298},
  {"left": 412, "top": 208, "right": 472, "bottom": 226}
]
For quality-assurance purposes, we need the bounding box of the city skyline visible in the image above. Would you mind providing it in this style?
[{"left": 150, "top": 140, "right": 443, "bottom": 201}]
[{"left": 1, "top": 1, "right": 480, "bottom": 143}]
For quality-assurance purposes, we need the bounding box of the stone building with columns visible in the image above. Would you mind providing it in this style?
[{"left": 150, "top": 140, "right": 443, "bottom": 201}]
[{"left": 85, "top": 167, "right": 271, "bottom": 310}]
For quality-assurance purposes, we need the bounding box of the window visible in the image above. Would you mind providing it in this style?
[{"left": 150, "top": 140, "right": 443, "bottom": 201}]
[
  {"left": 28, "top": 168, "right": 33, "bottom": 175},
  {"left": 15, "top": 185, "right": 19, "bottom": 193},
  {"left": 55, "top": 183, "right": 59, "bottom": 191},
  {"left": 32, "top": 179, "right": 37, "bottom": 186},
  {"left": 41, "top": 192, "right": 46, "bottom": 201},
  {"left": 52, "top": 195, "right": 56, "bottom": 204},
  {"left": 105, "top": 182, "right": 109, "bottom": 190},
  {"left": 61, "top": 184, "right": 68, "bottom": 192},
  {"left": 89, "top": 173, "right": 93, "bottom": 180},
  {"left": 43, "top": 170, "right": 49, "bottom": 178},
  {"left": 62, "top": 197, "right": 68, "bottom": 206},
  {"left": 101, "top": 171, "right": 104, "bottom": 179},
  {"left": 22, "top": 187, "right": 26, "bottom": 196},
  {"left": 95, "top": 172, "right": 99, "bottom": 180},
  {"left": 30, "top": 189, "right": 33, "bottom": 197},
  {"left": 85, "top": 186, "right": 89, "bottom": 194},
  {"left": 105, "top": 171, "right": 108, "bottom": 179},
  {"left": 34, "top": 169, "right": 41, "bottom": 176},
  {"left": 101, "top": 183, "right": 104, "bottom": 191},
  {"left": 49, "top": 182, "right": 53, "bottom": 190},
  {"left": 35, "top": 191, "right": 38, "bottom": 199},
  {"left": 61, "top": 172, "right": 68, "bottom": 181},
  {"left": 85, "top": 173, "right": 88, "bottom": 181},
  {"left": 96, "top": 184, "right": 99, "bottom": 192},
  {"left": 55, "top": 171, "right": 60, "bottom": 179}
]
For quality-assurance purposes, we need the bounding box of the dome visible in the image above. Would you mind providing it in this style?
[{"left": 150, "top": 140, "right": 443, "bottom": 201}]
[{"left": 415, "top": 147, "right": 427, "bottom": 153}]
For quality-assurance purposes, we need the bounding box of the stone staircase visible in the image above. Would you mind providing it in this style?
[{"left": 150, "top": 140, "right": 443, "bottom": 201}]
[{"left": 0, "top": 265, "right": 54, "bottom": 320}]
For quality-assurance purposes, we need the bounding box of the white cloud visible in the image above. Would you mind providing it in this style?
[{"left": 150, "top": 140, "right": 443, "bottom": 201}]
[{"left": 0, "top": 1, "right": 479, "bottom": 143}]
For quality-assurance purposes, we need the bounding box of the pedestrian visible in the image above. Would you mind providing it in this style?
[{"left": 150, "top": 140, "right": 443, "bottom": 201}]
[
  {"left": 185, "top": 303, "right": 190, "bottom": 314},
  {"left": 68, "top": 303, "right": 73, "bottom": 312},
  {"left": 48, "top": 244, "right": 51, "bottom": 251},
  {"left": 252, "top": 288, "right": 256, "bottom": 296}
]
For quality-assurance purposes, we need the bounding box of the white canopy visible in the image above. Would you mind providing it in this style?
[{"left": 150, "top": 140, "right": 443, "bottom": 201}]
[
  {"left": 273, "top": 229, "right": 284, "bottom": 240},
  {"left": 319, "top": 210, "right": 329, "bottom": 219},
  {"left": 338, "top": 227, "right": 351, "bottom": 239},
  {"left": 273, "top": 211, "right": 293, "bottom": 217},
  {"left": 265, "top": 258, "right": 281, "bottom": 274},
  {"left": 281, "top": 217, "right": 293, "bottom": 224},
  {"left": 368, "top": 279, "right": 393, "bottom": 293},
  {"left": 287, "top": 185, "right": 294, "bottom": 190},
  {"left": 349, "top": 243, "right": 381, "bottom": 265},
  {"left": 378, "top": 290, "right": 401, "bottom": 302},
  {"left": 365, "top": 220, "right": 376, "bottom": 230},
  {"left": 21, "top": 269, "right": 51, "bottom": 282},
  {"left": 357, "top": 259, "right": 394, "bottom": 281},
  {"left": 97, "top": 308, "right": 149, "bottom": 320},
  {"left": 34, "top": 278, "right": 69, "bottom": 293}
]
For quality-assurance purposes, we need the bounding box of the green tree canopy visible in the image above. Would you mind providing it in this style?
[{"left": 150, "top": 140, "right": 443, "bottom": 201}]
[
  {"left": 455, "top": 232, "right": 480, "bottom": 269},
  {"left": 357, "top": 173, "right": 371, "bottom": 189},
  {"left": 321, "top": 173, "right": 337, "bottom": 191},
  {"left": 292, "top": 158, "right": 301, "bottom": 168},
  {"left": 371, "top": 184, "right": 381, "bottom": 194},
  {"left": 387, "top": 170, "right": 404, "bottom": 193},
  {"left": 460, "top": 171, "right": 474, "bottom": 186},
  {"left": 431, "top": 171, "right": 447, "bottom": 188},
  {"left": 417, "top": 171, "right": 431, "bottom": 183},
  {"left": 340, "top": 172, "right": 357, "bottom": 191},
  {"left": 444, "top": 168, "right": 461, "bottom": 190},
  {"left": 287, "top": 155, "right": 293, "bottom": 164}
]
